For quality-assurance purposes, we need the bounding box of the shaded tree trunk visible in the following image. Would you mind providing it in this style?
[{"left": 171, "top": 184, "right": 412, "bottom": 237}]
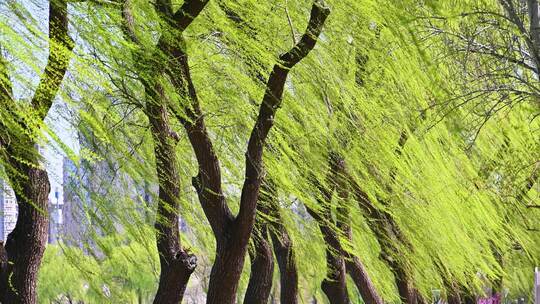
[
  {"left": 307, "top": 156, "right": 350, "bottom": 304},
  {"left": 343, "top": 128, "right": 425, "bottom": 304},
  {"left": 146, "top": 92, "right": 197, "bottom": 304},
  {"left": 334, "top": 156, "right": 385, "bottom": 304},
  {"left": 306, "top": 153, "right": 386, "bottom": 304},
  {"left": 351, "top": 178, "right": 422, "bottom": 304},
  {"left": 1, "top": 166, "right": 50, "bottom": 304},
  {"left": 269, "top": 211, "right": 299, "bottom": 304},
  {"left": 321, "top": 252, "right": 350, "bottom": 304}
]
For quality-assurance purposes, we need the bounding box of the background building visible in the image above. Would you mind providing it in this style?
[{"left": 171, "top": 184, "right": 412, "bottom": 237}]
[
  {"left": 48, "top": 188, "right": 63, "bottom": 244},
  {"left": 0, "top": 179, "right": 17, "bottom": 242}
]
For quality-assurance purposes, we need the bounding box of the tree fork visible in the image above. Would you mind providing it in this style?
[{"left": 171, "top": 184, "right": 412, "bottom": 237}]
[{"left": 169, "top": 1, "right": 329, "bottom": 302}]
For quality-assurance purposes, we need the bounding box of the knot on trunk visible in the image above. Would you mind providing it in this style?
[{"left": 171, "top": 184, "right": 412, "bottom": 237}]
[{"left": 174, "top": 249, "right": 197, "bottom": 274}]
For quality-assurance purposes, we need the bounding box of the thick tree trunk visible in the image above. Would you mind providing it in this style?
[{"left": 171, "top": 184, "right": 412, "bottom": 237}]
[
  {"left": 244, "top": 219, "right": 274, "bottom": 304},
  {"left": 345, "top": 255, "right": 384, "bottom": 304},
  {"left": 205, "top": 239, "right": 250, "bottom": 304},
  {"left": 121, "top": 2, "right": 209, "bottom": 302},
  {"left": 245, "top": 179, "right": 299, "bottom": 304},
  {"left": 157, "top": 2, "right": 329, "bottom": 302},
  {"left": 270, "top": 218, "right": 298, "bottom": 304},
  {"left": 146, "top": 97, "right": 196, "bottom": 304},
  {"left": 0, "top": 166, "right": 50, "bottom": 304},
  {"left": 394, "top": 266, "right": 421, "bottom": 304},
  {"left": 175, "top": 2, "right": 329, "bottom": 303},
  {"left": 321, "top": 248, "right": 351, "bottom": 304}
]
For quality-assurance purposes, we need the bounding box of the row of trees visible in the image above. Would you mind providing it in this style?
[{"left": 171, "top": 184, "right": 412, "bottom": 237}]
[{"left": 1, "top": 0, "right": 539, "bottom": 303}]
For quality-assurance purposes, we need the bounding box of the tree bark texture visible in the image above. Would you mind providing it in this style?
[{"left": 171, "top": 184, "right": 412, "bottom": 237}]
[
  {"left": 244, "top": 211, "right": 275, "bottom": 304},
  {"left": 244, "top": 179, "right": 300, "bottom": 304}
]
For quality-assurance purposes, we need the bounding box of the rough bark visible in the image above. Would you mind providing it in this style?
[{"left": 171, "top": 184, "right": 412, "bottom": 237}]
[
  {"left": 269, "top": 208, "right": 299, "bottom": 304},
  {"left": 245, "top": 179, "right": 300, "bottom": 304},
  {"left": 306, "top": 156, "right": 350, "bottom": 304},
  {"left": 0, "top": 0, "right": 73, "bottom": 302},
  {"left": 1, "top": 167, "right": 51, "bottom": 304},
  {"left": 244, "top": 212, "right": 274, "bottom": 304},
  {"left": 120, "top": 1, "right": 207, "bottom": 302},
  {"left": 166, "top": 2, "right": 329, "bottom": 303},
  {"left": 146, "top": 87, "right": 197, "bottom": 304}
]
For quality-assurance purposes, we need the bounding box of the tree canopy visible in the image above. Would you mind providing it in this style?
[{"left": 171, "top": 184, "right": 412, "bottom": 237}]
[{"left": 1, "top": 0, "right": 539, "bottom": 303}]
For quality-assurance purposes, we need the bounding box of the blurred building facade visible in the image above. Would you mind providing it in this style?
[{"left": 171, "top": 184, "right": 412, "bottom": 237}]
[{"left": 0, "top": 179, "right": 17, "bottom": 241}]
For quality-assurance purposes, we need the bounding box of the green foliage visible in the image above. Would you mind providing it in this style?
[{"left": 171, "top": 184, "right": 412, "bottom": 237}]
[
  {"left": 38, "top": 234, "right": 159, "bottom": 304},
  {"left": 2, "top": 0, "right": 539, "bottom": 302}
]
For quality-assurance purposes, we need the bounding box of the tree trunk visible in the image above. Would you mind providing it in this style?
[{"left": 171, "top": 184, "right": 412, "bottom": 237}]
[
  {"left": 270, "top": 218, "right": 299, "bottom": 304},
  {"left": 445, "top": 282, "right": 462, "bottom": 304},
  {"left": 172, "top": 2, "right": 329, "bottom": 303},
  {"left": 350, "top": 173, "right": 423, "bottom": 304},
  {"left": 307, "top": 155, "right": 350, "bottom": 304},
  {"left": 321, "top": 248, "right": 351, "bottom": 304},
  {"left": 394, "top": 266, "right": 422, "bottom": 304},
  {"left": 0, "top": 166, "right": 50, "bottom": 303},
  {"left": 145, "top": 84, "right": 196, "bottom": 304},
  {"left": 120, "top": 2, "right": 208, "bottom": 302},
  {"left": 205, "top": 238, "right": 250, "bottom": 304},
  {"left": 245, "top": 179, "right": 299, "bottom": 304},
  {"left": 345, "top": 254, "right": 384, "bottom": 304},
  {"left": 0, "top": 0, "right": 73, "bottom": 302},
  {"left": 244, "top": 218, "right": 274, "bottom": 304}
]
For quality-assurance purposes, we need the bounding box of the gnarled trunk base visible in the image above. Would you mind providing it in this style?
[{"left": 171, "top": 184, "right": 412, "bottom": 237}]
[{"left": 0, "top": 167, "right": 50, "bottom": 304}]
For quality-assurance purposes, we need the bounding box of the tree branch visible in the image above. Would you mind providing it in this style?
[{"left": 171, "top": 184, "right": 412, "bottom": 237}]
[
  {"left": 165, "top": 37, "right": 233, "bottom": 240},
  {"left": 31, "top": 0, "right": 74, "bottom": 121},
  {"left": 235, "top": 0, "right": 330, "bottom": 240},
  {"left": 0, "top": 48, "right": 13, "bottom": 104},
  {"left": 527, "top": 0, "right": 540, "bottom": 69},
  {"left": 172, "top": 0, "right": 210, "bottom": 33}
]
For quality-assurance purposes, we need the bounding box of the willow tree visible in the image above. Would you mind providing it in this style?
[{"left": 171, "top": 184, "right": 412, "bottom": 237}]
[
  {"left": 0, "top": 0, "right": 74, "bottom": 302},
  {"left": 170, "top": 1, "right": 329, "bottom": 301},
  {"left": 11, "top": 0, "right": 538, "bottom": 303},
  {"left": 414, "top": 0, "right": 540, "bottom": 297},
  {"left": 78, "top": 0, "right": 329, "bottom": 302}
]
